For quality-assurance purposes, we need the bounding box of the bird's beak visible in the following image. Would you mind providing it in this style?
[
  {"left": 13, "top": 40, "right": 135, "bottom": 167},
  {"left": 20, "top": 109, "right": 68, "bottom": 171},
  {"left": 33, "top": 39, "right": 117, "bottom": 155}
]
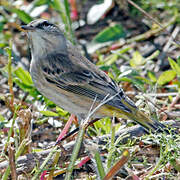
[{"left": 21, "top": 25, "right": 35, "bottom": 31}]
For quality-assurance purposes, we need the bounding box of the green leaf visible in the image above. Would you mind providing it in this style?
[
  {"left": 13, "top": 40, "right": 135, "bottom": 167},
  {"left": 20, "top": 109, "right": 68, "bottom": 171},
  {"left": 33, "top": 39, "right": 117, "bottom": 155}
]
[
  {"left": 40, "top": 110, "right": 59, "bottom": 117},
  {"left": 135, "top": 76, "right": 152, "bottom": 85},
  {"left": 94, "top": 118, "right": 121, "bottom": 136},
  {"left": 147, "top": 71, "right": 157, "bottom": 83},
  {"left": 111, "top": 64, "right": 121, "bottom": 78},
  {"left": 94, "top": 118, "right": 111, "bottom": 135},
  {"left": 177, "top": 56, "right": 180, "bottom": 67},
  {"left": 13, "top": 77, "right": 36, "bottom": 96},
  {"left": 0, "top": 22, "right": 4, "bottom": 32},
  {"left": 130, "top": 78, "right": 146, "bottom": 91},
  {"left": 14, "top": 67, "right": 33, "bottom": 86},
  {"left": 10, "top": 8, "right": 33, "bottom": 24},
  {"left": 168, "top": 57, "right": 180, "bottom": 76},
  {"left": 116, "top": 47, "right": 132, "bottom": 54},
  {"left": 56, "top": 106, "right": 69, "bottom": 116},
  {"left": 157, "top": 70, "right": 176, "bottom": 85},
  {"left": 118, "top": 77, "right": 132, "bottom": 83},
  {"left": 33, "top": 0, "right": 49, "bottom": 6},
  {"left": 130, "top": 51, "right": 145, "bottom": 68},
  {"left": 170, "top": 159, "right": 180, "bottom": 172},
  {"left": 64, "top": 0, "right": 71, "bottom": 22},
  {"left": 99, "top": 65, "right": 111, "bottom": 72},
  {"left": 104, "top": 54, "right": 118, "bottom": 66},
  {"left": 13, "top": 77, "right": 32, "bottom": 89},
  {"left": 0, "top": 114, "right": 5, "bottom": 122},
  {"left": 93, "top": 24, "right": 126, "bottom": 43}
]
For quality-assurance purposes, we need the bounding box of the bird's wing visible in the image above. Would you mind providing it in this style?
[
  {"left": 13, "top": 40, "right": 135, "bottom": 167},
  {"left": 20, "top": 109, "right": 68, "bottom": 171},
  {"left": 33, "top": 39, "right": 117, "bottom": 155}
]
[{"left": 41, "top": 52, "right": 136, "bottom": 113}]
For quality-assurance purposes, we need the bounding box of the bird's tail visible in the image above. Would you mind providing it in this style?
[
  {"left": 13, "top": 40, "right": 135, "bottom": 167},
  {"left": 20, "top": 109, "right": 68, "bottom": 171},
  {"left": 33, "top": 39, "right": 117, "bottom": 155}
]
[
  {"left": 127, "top": 109, "right": 166, "bottom": 133},
  {"left": 99, "top": 104, "right": 166, "bottom": 132},
  {"left": 98, "top": 97, "right": 167, "bottom": 132},
  {"left": 116, "top": 98, "right": 167, "bottom": 133}
]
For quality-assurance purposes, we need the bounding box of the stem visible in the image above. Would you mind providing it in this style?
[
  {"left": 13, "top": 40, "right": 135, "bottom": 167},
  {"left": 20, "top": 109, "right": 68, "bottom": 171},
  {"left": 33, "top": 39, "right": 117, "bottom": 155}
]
[
  {"left": 6, "top": 43, "right": 14, "bottom": 112},
  {"left": 65, "top": 126, "right": 85, "bottom": 180},
  {"left": 32, "top": 146, "right": 58, "bottom": 180},
  {"left": 107, "top": 119, "right": 115, "bottom": 170},
  {"left": 145, "top": 157, "right": 163, "bottom": 180},
  {"left": 94, "top": 150, "right": 106, "bottom": 179},
  {"left": 2, "top": 139, "right": 30, "bottom": 180},
  {"left": 3, "top": 106, "right": 18, "bottom": 153}
]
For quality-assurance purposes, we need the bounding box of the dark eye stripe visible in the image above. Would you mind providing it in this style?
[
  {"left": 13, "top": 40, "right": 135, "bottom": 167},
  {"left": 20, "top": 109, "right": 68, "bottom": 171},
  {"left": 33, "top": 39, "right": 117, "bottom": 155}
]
[{"left": 36, "top": 21, "right": 54, "bottom": 29}]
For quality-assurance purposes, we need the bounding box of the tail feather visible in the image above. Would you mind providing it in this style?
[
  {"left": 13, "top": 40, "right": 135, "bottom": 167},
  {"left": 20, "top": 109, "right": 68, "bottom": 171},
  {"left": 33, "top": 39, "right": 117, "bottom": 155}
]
[
  {"left": 129, "top": 110, "right": 166, "bottom": 133},
  {"left": 100, "top": 98, "right": 168, "bottom": 133},
  {"left": 118, "top": 98, "right": 167, "bottom": 133}
]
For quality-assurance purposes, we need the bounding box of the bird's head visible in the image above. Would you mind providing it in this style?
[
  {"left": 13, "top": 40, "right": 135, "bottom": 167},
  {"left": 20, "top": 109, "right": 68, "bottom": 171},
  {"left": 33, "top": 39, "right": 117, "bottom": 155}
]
[{"left": 21, "top": 19, "right": 67, "bottom": 56}]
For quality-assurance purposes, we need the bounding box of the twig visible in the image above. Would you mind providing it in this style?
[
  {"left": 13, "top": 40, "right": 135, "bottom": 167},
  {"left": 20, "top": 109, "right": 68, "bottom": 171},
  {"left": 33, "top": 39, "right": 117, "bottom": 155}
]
[
  {"left": 143, "top": 94, "right": 180, "bottom": 118},
  {"left": 163, "top": 26, "right": 180, "bottom": 52},
  {"left": 126, "top": 92, "right": 178, "bottom": 97},
  {"left": 169, "top": 94, "right": 180, "bottom": 111},
  {"left": 21, "top": 92, "right": 29, "bottom": 102},
  {"left": 8, "top": 144, "right": 17, "bottom": 180},
  {"left": 164, "top": 111, "right": 180, "bottom": 118},
  {"left": 113, "top": 14, "right": 178, "bottom": 50},
  {"left": 158, "top": 26, "right": 180, "bottom": 64},
  {"left": 142, "top": 95, "right": 169, "bottom": 116},
  {"left": 126, "top": 16, "right": 176, "bottom": 44},
  {"left": 103, "top": 150, "right": 130, "bottom": 180},
  {"left": 126, "top": 0, "right": 180, "bottom": 46}
]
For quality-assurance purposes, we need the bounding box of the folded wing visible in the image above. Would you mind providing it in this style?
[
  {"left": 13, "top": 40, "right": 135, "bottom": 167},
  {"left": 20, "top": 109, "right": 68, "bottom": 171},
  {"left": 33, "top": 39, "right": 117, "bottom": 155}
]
[{"left": 41, "top": 52, "right": 137, "bottom": 113}]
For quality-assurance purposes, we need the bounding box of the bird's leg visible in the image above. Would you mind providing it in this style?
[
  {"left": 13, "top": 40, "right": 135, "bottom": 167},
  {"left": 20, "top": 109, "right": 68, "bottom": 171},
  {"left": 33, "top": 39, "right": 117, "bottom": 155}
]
[
  {"left": 55, "top": 118, "right": 101, "bottom": 145},
  {"left": 56, "top": 127, "right": 80, "bottom": 143},
  {"left": 56, "top": 114, "right": 77, "bottom": 144},
  {"left": 87, "top": 118, "right": 101, "bottom": 127}
]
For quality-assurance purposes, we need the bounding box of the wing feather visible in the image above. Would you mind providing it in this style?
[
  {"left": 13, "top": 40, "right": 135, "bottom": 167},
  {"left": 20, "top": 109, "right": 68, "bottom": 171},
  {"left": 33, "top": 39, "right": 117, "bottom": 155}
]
[{"left": 41, "top": 52, "right": 136, "bottom": 113}]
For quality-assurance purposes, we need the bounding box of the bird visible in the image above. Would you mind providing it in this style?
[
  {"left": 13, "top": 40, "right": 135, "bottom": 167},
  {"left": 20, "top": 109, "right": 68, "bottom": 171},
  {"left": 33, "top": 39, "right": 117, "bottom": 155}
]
[{"left": 21, "top": 19, "right": 166, "bottom": 132}]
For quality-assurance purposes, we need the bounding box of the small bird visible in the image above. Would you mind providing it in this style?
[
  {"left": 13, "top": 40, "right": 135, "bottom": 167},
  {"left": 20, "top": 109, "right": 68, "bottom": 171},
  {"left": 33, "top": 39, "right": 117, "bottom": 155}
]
[{"left": 21, "top": 19, "right": 165, "bottom": 132}]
